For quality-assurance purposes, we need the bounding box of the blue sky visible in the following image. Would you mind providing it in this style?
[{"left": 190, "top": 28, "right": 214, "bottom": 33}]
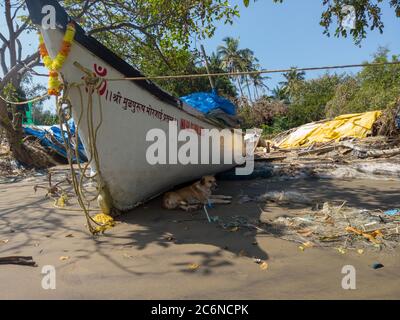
[
  {"left": 201, "top": 0, "right": 400, "bottom": 90},
  {"left": 1, "top": 0, "right": 399, "bottom": 111}
]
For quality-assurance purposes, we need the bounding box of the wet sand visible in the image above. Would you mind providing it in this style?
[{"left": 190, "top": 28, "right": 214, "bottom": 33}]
[{"left": 0, "top": 175, "right": 399, "bottom": 299}]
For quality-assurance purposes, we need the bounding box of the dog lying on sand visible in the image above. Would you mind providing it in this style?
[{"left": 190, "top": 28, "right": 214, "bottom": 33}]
[{"left": 162, "top": 176, "right": 232, "bottom": 211}]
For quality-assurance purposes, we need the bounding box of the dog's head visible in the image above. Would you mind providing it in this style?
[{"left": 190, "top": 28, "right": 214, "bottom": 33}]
[{"left": 200, "top": 175, "right": 217, "bottom": 190}]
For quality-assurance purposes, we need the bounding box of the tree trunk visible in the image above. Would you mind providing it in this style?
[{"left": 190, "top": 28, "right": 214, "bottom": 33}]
[{"left": 0, "top": 99, "right": 57, "bottom": 169}]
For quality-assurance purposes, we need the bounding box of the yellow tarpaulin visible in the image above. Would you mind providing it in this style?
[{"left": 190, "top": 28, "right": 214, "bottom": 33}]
[{"left": 276, "top": 110, "right": 382, "bottom": 148}]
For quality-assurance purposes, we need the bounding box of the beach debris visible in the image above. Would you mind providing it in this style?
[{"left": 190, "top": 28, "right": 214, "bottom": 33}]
[
  {"left": 336, "top": 247, "right": 347, "bottom": 255},
  {"left": 54, "top": 193, "right": 69, "bottom": 208},
  {"left": 0, "top": 239, "right": 9, "bottom": 245},
  {"left": 265, "top": 202, "right": 400, "bottom": 252},
  {"left": 256, "top": 191, "right": 312, "bottom": 205},
  {"left": 0, "top": 256, "right": 37, "bottom": 267},
  {"left": 253, "top": 258, "right": 269, "bottom": 270},
  {"left": 33, "top": 172, "right": 71, "bottom": 198},
  {"left": 188, "top": 263, "right": 200, "bottom": 270},
  {"left": 357, "top": 249, "right": 364, "bottom": 255},
  {"left": 371, "top": 263, "right": 384, "bottom": 270},
  {"left": 92, "top": 213, "right": 116, "bottom": 233},
  {"left": 238, "top": 195, "right": 253, "bottom": 204},
  {"left": 384, "top": 209, "right": 400, "bottom": 216},
  {"left": 123, "top": 253, "right": 134, "bottom": 259},
  {"left": 59, "top": 256, "right": 70, "bottom": 261},
  {"left": 164, "top": 233, "right": 176, "bottom": 242}
]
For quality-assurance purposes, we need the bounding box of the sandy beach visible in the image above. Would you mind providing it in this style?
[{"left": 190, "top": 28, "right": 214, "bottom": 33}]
[{"left": 0, "top": 170, "right": 399, "bottom": 300}]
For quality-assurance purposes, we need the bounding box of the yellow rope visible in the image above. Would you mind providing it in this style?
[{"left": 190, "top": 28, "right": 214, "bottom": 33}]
[
  {"left": 0, "top": 93, "right": 49, "bottom": 105},
  {"left": 56, "top": 76, "right": 111, "bottom": 235}
]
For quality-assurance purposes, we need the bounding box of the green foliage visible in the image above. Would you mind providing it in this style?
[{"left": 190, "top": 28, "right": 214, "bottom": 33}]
[
  {"left": 62, "top": 0, "right": 239, "bottom": 78},
  {"left": 326, "top": 48, "right": 400, "bottom": 117},
  {"left": 31, "top": 105, "right": 59, "bottom": 125},
  {"left": 288, "top": 74, "right": 343, "bottom": 127},
  {"left": 260, "top": 116, "right": 290, "bottom": 137}
]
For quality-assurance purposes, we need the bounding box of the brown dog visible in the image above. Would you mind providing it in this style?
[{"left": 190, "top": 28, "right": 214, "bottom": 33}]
[{"left": 162, "top": 176, "right": 231, "bottom": 211}]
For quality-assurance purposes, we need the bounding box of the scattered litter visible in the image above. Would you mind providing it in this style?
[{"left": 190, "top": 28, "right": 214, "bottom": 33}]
[
  {"left": 0, "top": 256, "right": 37, "bottom": 267},
  {"left": 268, "top": 202, "right": 400, "bottom": 252},
  {"left": 371, "top": 263, "right": 384, "bottom": 270},
  {"left": 92, "top": 213, "right": 116, "bottom": 233},
  {"left": 164, "top": 234, "right": 176, "bottom": 242},
  {"left": 259, "top": 262, "right": 269, "bottom": 270},
  {"left": 336, "top": 247, "right": 347, "bottom": 255},
  {"left": 357, "top": 249, "right": 364, "bottom": 255},
  {"left": 123, "top": 253, "right": 134, "bottom": 259},
  {"left": 384, "top": 209, "right": 400, "bottom": 216},
  {"left": 238, "top": 195, "right": 253, "bottom": 204},
  {"left": 0, "top": 239, "right": 9, "bottom": 244},
  {"left": 188, "top": 263, "right": 200, "bottom": 270},
  {"left": 256, "top": 191, "right": 312, "bottom": 205},
  {"left": 54, "top": 193, "right": 68, "bottom": 208},
  {"left": 59, "top": 256, "right": 70, "bottom": 261}
]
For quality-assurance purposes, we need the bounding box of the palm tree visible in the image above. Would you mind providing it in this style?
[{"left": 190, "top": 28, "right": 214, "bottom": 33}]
[
  {"left": 217, "top": 37, "right": 246, "bottom": 97},
  {"left": 279, "top": 67, "right": 306, "bottom": 97},
  {"left": 238, "top": 48, "right": 257, "bottom": 102},
  {"left": 271, "top": 85, "right": 289, "bottom": 103}
]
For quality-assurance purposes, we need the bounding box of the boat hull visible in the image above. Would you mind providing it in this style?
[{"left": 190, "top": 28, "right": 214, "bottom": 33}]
[{"left": 41, "top": 28, "right": 243, "bottom": 211}]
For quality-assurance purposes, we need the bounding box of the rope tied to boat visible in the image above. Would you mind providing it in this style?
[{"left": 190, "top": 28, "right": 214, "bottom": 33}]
[{"left": 56, "top": 68, "right": 114, "bottom": 235}]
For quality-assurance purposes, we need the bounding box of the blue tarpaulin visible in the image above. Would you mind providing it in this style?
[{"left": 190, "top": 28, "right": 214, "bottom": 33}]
[
  {"left": 180, "top": 89, "right": 236, "bottom": 115},
  {"left": 23, "top": 119, "right": 87, "bottom": 162}
]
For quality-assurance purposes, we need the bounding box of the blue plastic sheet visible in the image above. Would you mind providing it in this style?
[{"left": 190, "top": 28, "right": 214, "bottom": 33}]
[
  {"left": 23, "top": 119, "right": 87, "bottom": 163},
  {"left": 180, "top": 89, "right": 236, "bottom": 115}
]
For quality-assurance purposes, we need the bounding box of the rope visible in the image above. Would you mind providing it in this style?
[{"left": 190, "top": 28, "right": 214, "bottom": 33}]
[
  {"left": 104, "top": 61, "right": 400, "bottom": 82},
  {"left": 0, "top": 93, "right": 49, "bottom": 105},
  {"left": 56, "top": 77, "right": 110, "bottom": 235}
]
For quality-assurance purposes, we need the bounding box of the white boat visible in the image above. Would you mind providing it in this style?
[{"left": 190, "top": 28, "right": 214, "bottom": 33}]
[{"left": 27, "top": 0, "right": 248, "bottom": 212}]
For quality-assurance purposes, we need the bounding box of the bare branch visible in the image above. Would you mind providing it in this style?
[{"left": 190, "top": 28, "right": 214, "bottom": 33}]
[
  {"left": 0, "top": 33, "right": 8, "bottom": 46},
  {"left": 16, "top": 38, "right": 22, "bottom": 62},
  {"left": 0, "top": 44, "right": 9, "bottom": 75},
  {"left": 15, "top": 20, "right": 29, "bottom": 39},
  {"left": 0, "top": 51, "right": 39, "bottom": 91}
]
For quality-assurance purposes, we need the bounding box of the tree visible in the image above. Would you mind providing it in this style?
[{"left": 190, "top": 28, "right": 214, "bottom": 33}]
[
  {"left": 217, "top": 37, "right": 246, "bottom": 97},
  {"left": 279, "top": 68, "right": 306, "bottom": 99},
  {"left": 0, "top": 0, "right": 240, "bottom": 167},
  {"left": 326, "top": 48, "right": 400, "bottom": 117}
]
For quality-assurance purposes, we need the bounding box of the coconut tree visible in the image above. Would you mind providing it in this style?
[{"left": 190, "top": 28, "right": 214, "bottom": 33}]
[
  {"left": 279, "top": 67, "right": 306, "bottom": 98},
  {"left": 217, "top": 37, "right": 246, "bottom": 97}
]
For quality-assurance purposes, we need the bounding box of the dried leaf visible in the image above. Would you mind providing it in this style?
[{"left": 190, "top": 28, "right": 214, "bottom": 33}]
[
  {"left": 336, "top": 247, "right": 346, "bottom": 254},
  {"left": 297, "top": 229, "right": 313, "bottom": 237},
  {"left": 259, "top": 262, "right": 269, "bottom": 270},
  {"left": 59, "top": 256, "right": 70, "bottom": 261},
  {"left": 188, "top": 263, "right": 199, "bottom": 270},
  {"left": 302, "top": 241, "right": 314, "bottom": 248}
]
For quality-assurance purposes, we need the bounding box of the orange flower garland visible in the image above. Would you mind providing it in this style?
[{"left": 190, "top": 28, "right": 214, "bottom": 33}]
[{"left": 39, "top": 23, "right": 76, "bottom": 96}]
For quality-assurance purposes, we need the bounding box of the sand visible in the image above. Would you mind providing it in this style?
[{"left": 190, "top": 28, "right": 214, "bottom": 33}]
[{"left": 0, "top": 173, "right": 399, "bottom": 299}]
